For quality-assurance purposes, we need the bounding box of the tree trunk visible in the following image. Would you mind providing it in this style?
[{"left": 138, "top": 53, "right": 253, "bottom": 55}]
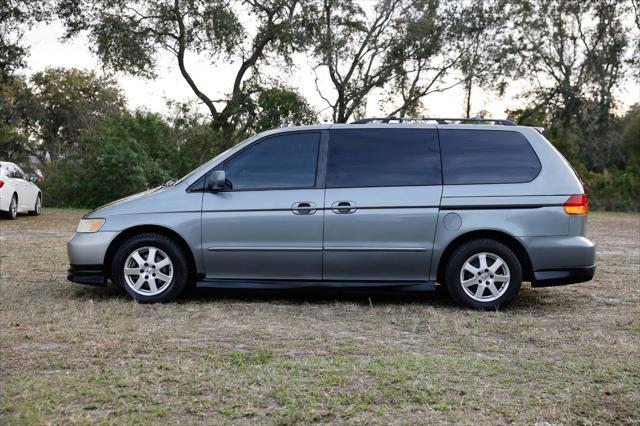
[{"left": 464, "top": 78, "right": 472, "bottom": 118}]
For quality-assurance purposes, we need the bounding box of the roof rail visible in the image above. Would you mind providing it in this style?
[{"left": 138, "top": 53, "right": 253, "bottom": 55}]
[{"left": 351, "top": 117, "right": 516, "bottom": 126}]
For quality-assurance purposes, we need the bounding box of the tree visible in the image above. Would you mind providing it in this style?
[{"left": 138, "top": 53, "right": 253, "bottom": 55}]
[
  {"left": 168, "top": 101, "right": 226, "bottom": 175},
  {"left": 311, "top": 0, "right": 404, "bottom": 123},
  {"left": 453, "top": 0, "right": 517, "bottom": 118},
  {"left": 383, "top": 0, "right": 468, "bottom": 118},
  {"left": 0, "top": 75, "right": 38, "bottom": 162},
  {"left": 630, "top": 0, "right": 640, "bottom": 79},
  {"left": 0, "top": 0, "right": 53, "bottom": 81},
  {"left": 311, "top": 0, "right": 495, "bottom": 121},
  {"left": 41, "top": 111, "right": 181, "bottom": 208},
  {"left": 57, "top": 0, "right": 315, "bottom": 147},
  {"left": 29, "top": 68, "right": 126, "bottom": 160},
  {"left": 621, "top": 107, "right": 640, "bottom": 165},
  {"left": 251, "top": 87, "right": 317, "bottom": 133},
  {"left": 507, "top": 0, "right": 633, "bottom": 169}
]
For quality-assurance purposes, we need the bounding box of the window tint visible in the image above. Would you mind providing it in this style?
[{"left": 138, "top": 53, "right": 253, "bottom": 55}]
[
  {"left": 440, "top": 130, "right": 541, "bottom": 184},
  {"left": 327, "top": 129, "right": 441, "bottom": 188},
  {"left": 223, "top": 132, "right": 320, "bottom": 190},
  {"left": 14, "top": 166, "right": 25, "bottom": 180}
]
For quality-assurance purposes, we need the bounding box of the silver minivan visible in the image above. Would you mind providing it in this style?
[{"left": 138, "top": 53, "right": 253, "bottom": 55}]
[{"left": 67, "top": 118, "right": 596, "bottom": 309}]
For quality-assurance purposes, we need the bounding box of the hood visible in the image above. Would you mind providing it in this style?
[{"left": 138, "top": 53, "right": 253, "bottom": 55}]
[{"left": 84, "top": 185, "right": 173, "bottom": 218}]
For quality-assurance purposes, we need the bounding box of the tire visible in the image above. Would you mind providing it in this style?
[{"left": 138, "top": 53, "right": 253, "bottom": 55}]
[
  {"left": 445, "top": 239, "right": 522, "bottom": 310},
  {"left": 28, "top": 193, "right": 42, "bottom": 216},
  {"left": 3, "top": 194, "right": 18, "bottom": 220},
  {"left": 111, "top": 233, "right": 189, "bottom": 302}
]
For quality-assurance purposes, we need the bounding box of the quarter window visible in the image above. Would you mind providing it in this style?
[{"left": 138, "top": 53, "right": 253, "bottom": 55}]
[
  {"left": 326, "top": 129, "right": 441, "bottom": 188},
  {"left": 14, "top": 166, "right": 25, "bottom": 180},
  {"left": 223, "top": 132, "right": 320, "bottom": 190},
  {"left": 440, "top": 130, "right": 541, "bottom": 184},
  {"left": 8, "top": 166, "right": 22, "bottom": 179}
]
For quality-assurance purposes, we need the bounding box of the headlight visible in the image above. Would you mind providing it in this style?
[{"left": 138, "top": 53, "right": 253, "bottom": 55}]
[{"left": 76, "top": 218, "right": 106, "bottom": 233}]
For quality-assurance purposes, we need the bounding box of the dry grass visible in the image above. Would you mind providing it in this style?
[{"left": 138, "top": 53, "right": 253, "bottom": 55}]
[{"left": 1, "top": 209, "right": 639, "bottom": 424}]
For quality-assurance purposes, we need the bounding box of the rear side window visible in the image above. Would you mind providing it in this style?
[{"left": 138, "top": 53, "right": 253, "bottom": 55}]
[
  {"left": 223, "top": 132, "right": 320, "bottom": 190},
  {"left": 440, "top": 130, "right": 541, "bottom": 184},
  {"left": 327, "top": 129, "right": 441, "bottom": 188}
]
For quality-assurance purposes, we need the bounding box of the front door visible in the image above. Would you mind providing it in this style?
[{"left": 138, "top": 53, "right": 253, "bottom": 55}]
[
  {"left": 201, "top": 131, "right": 325, "bottom": 280},
  {"left": 322, "top": 127, "right": 442, "bottom": 281}
]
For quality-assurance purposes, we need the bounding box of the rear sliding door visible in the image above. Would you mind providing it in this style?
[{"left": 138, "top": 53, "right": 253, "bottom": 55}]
[{"left": 322, "top": 127, "right": 443, "bottom": 282}]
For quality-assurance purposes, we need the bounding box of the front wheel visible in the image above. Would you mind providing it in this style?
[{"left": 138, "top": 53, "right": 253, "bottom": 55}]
[
  {"left": 111, "top": 233, "right": 189, "bottom": 302},
  {"left": 28, "top": 194, "right": 41, "bottom": 216},
  {"left": 445, "top": 239, "right": 522, "bottom": 309}
]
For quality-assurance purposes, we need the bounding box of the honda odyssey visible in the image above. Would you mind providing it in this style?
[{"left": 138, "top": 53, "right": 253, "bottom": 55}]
[{"left": 67, "top": 118, "right": 596, "bottom": 309}]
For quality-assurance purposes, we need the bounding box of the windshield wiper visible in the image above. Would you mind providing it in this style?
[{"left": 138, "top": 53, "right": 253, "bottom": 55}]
[{"left": 162, "top": 179, "right": 177, "bottom": 187}]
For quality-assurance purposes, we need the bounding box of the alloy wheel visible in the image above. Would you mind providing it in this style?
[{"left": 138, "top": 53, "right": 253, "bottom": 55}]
[
  {"left": 123, "top": 246, "right": 174, "bottom": 296},
  {"left": 459, "top": 252, "right": 511, "bottom": 302}
]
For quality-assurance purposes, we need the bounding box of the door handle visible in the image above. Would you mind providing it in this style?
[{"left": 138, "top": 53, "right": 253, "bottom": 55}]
[
  {"left": 291, "top": 201, "right": 317, "bottom": 215},
  {"left": 331, "top": 201, "right": 357, "bottom": 214}
]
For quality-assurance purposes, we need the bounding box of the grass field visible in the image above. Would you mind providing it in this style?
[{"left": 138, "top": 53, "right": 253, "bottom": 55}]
[{"left": 1, "top": 209, "right": 639, "bottom": 424}]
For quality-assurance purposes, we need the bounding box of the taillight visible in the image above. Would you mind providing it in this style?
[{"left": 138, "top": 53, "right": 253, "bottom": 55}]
[
  {"left": 0, "top": 180, "right": 4, "bottom": 189},
  {"left": 564, "top": 194, "right": 589, "bottom": 215}
]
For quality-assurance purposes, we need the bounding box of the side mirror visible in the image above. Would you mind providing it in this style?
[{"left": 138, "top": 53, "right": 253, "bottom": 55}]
[
  {"left": 28, "top": 174, "right": 38, "bottom": 183},
  {"left": 208, "top": 170, "right": 226, "bottom": 192}
]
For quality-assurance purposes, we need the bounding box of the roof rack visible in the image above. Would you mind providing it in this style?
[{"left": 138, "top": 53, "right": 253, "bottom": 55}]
[{"left": 351, "top": 117, "right": 516, "bottom": 126}]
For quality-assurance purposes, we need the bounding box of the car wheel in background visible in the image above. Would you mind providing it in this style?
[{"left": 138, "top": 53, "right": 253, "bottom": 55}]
[
  {"left": 111, "top": 233, "right": 189, "bottom": 302},
  {"left": 28, "top": 194, "right": 42, "bottom": 216},
  {"left": 445, "top": 239, "right": 522, "bottom": 310},
  {"left": 3, "top": 194, "right": 18, "bottom": 220}
]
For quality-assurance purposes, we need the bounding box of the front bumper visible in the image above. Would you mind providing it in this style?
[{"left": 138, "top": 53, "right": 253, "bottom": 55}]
[
  {"left": 67, "top": 231, "right": 118, "bottom": 265},
  {"left": 67, "top": 231, "right": 117, "bottom": 286},
  {"left": 68, "top": 264, "right": 107, "bottom": 286},
  {"left": 532, "top": 265, "right": 596, "bottom": 287}
]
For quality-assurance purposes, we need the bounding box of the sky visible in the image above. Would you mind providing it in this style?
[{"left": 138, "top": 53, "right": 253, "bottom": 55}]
[{"left": 22, "top": 18, "right": 640, "bottom": 123}]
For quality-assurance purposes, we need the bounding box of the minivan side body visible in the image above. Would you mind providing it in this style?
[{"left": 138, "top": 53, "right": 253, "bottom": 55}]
[{"left": 67, "top": 123, "right": 595, "bottom": 308}]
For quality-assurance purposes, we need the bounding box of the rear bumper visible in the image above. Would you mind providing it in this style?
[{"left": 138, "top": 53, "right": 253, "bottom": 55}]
[
  {"left": 532, "top": 265, "right": 596, "bottom": 287},
  {"left": 0, "top": 191, "right": 10, "bottom": 212},
  {"left": 521, "top": 236, "right": 596, "bottom": 271},
  {"left": 67, "top": 264, "right": 107, "bottom": 286}
]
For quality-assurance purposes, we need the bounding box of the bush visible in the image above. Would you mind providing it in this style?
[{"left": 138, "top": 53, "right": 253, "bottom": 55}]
[
  {"left": 576, "top": 164, "right": 640, "bottom": 212},
  {"left": 41, "top": 111, "right": 199, "bottom": 208}
]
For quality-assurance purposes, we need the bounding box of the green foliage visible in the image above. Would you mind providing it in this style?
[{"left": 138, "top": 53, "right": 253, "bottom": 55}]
[
  {"left": 30, "top": 68, "right": 126, "bottom": 159},
  {"left": 575, "top": 164, "right": 640, "bottom": 212},
  {"left": 621, "top": 112, "right": 640, "bottom": 165},
  {"left": 0, "top": 75, "right": 37, "bottom": 163},
  {"left": 169, "top": 102, "right": 226, "bottom": 176},
  {"left": 252, "top": 88, "right": 317, "bottom": 133},
  {"left": 0, "top": 0, "right": 52, "bottom": 80},
  {"left": 56, "top": 0, "right": 314, "bottom": 146},
  {"left": 40, "top": 111, "right": 202, "bottom": 208}
]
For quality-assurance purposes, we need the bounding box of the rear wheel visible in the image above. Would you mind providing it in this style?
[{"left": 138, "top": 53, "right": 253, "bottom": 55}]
[
  {"left": 111, "top": 233, "right": 189, "bottom": 302},
  {"left": 445, "top": 239, "right": 522, "bottom": 309},
  {"left": 3, "top": 194, "right": 18, "bottom": 220},
  {"left": 28, "top": 193, "right": 41, "bottom": 216}
]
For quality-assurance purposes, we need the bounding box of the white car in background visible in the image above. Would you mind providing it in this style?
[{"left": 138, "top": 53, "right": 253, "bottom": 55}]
[{"left": 0, "top": 161, "right": 42, "bottom": 220}]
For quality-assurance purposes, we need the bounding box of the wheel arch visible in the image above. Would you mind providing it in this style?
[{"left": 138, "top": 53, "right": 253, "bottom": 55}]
[
  {"left": 436, "top": 230, "right": 534, "bottom": 284},
  {"left": 104, "top": 225, "right": 198, "bottom": 281}
]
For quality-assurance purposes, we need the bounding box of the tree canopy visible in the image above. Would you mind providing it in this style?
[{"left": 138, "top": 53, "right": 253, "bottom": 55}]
[
  {"left": 56, "top": 0, "right": 315, "bottom": 146},
  {"left": 0, "top": 0, "right": 638, "bottom": 210}
]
